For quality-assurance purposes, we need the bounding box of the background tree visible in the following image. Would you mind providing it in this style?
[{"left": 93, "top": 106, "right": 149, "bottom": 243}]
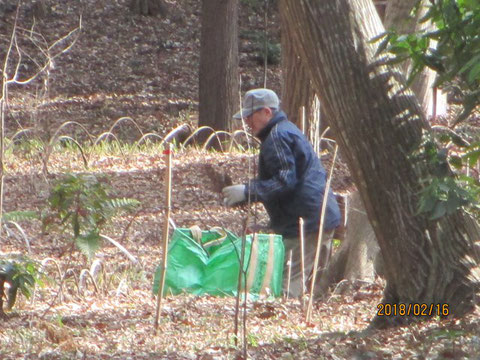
[
  {"left": 198, "top": 0, "right": 239, "bottom": 134},
  {"left": 279, "top": 0, "right": 321, "bottom": 153},
  {"left": 284, "top": 0, "right": 478, "bottom": 326},
  {"left": 129, "top": 0, "right": 169, "bottom": 16},
  {"left": 380, "top": 0, "right": 480, "bottom": 124},
  {"left": 384, "top": 0, "right": 438, "bottom": 116}
]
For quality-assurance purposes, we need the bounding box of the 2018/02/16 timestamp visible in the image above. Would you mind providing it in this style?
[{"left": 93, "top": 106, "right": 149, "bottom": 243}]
[{"left": 377, "top": 303, "right": 449, "bottom": 317}]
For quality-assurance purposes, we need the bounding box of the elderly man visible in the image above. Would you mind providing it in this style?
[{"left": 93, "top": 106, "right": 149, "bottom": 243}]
[{"left": 222, "top": 88, "right": 341, "bottom": 297}]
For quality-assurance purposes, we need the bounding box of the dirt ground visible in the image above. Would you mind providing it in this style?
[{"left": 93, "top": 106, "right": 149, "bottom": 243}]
[
  {"left": 1, "top": 147, "right": 479, "bottom": 360},
  {"left": 1, "top": 0, "right": 480, "bottom": 359}
]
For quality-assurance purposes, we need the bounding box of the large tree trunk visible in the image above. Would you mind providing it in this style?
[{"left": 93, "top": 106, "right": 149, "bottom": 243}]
[
  {"left": 319, "top": 0, "right": 445, "bottom": 295},
  {"left": 284, "top": 0, "right": 478, "bottom": 326},
  {"left": 279, "top": 0, "right": 321, "bottom": 153},
  {"left": 198, "top": 0, "right": 239, "bottom": 135}
]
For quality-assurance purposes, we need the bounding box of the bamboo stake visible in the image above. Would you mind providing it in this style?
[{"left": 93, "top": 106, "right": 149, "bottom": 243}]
[
  {"left": 299, "top": 106, "right": 306, "bottom": 135},
  {"left": 299, "top": 217, "right": 305, "bottom": 300},
  {"left": 154, "top": 144, "right": 173, "bottom": 330},
  {"left": 285, "top": 249, "right": 293, "bottom": 300},
  {"left": 234, "top": 232, "right": 247, "bottom": 346},
  {"left": 306, "top": 144, "right": 338, "bottom": 322}
]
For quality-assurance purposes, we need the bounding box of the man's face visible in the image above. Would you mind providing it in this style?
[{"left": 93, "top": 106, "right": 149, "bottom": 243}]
[{"left": 245, "top": 108, "right": 271, "bottom": 136}]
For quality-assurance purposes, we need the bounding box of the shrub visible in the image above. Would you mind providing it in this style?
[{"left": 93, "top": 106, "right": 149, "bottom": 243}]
[{"left": 0, "top": 256, "right": 41, "bottom": 317}]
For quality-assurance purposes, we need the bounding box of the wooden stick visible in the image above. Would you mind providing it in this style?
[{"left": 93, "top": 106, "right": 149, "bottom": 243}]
[
  {"left": 299, "top": 217, "right": 305, "bottom": 299},
  {"left": 285, "top": 249, "right": 293, "bottom": 301},
  {"left": 154, "top": 144, "right": 173, "bottom": 330},
  {"left": 299, "top": 106, "right": 306, "bottom": 135},
  {"left": 234, "top": 233, "right": 247, "bottom": 346},
  {"left": 306, "top": 144, "right": 338, "bottom": 322}
]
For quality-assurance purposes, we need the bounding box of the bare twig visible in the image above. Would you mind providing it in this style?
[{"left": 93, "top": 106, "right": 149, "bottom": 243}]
[
  {"left": 107, "top": 116, "right": 144, "bottom": 139},
  {"left": 43, "top": 121, "right": 93, "bottom": 174},
  {"left": 137, "top": 132, "right": 164, "bottom": 145},
  {"left": 306, "top": 144, "right": 339, "bottom": 322},
  {"left": 234, "top": 231, "right": 247, "bottom": 347},
  {"left": 7, "top": 17, "right": 82, "bottom": 86},
  {"left": 181, "top": 126, "right": 216, "bottom": 149},
  {"left": 263, "top": 0, "right": 268, "bottom": 87},
  {"left": 233, "top": 75, "right": 259, "bottom": 358},
  {"left": 202, "top": 130, "right": 230, "bottom": 152},
  {"left": 40, "top": 257, "right": 64, "bottom": 301},
  {"left": 57, "top": 135, "right": 89, "bottom": 169},
  {"left": 4, "top": 221, "right": 31, "bottom": 253},
  {"left": 79, "top": 269, "right": 99, "bottom": 294},
  {"left": 0, "top": 5, "right": 20, "bottom": 239}
]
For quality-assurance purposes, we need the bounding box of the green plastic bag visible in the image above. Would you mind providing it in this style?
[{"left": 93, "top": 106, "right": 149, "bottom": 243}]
[{"left": 153, "top": 228, "right": 284, "bottom": 297}]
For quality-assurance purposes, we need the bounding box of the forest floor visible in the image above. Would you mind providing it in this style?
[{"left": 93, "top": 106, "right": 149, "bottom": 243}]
[
  {"left": 1, "top": 0, "right": 480, "bottom": 359},
  {"left": 1, "top": 146, "right": 479, "bottom": 360}
]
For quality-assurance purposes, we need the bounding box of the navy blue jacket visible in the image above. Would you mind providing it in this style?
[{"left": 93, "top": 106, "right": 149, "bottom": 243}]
[{"left": 245, "top": 111, "right": 341, "bottom": 238}]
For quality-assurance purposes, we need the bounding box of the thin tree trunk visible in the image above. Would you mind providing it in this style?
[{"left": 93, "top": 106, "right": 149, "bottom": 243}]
[
  {"left": 198, "top": 0, "right": 239, "bottom": 135},
  {"left": 284, "top": 0, "right": 478, "bottom": 326},
  {"left": 384, "top": 0, "right": 435, "bottom": 116},
  {"left": 129, "top": 0, "right": 168, "bottom": 16}
]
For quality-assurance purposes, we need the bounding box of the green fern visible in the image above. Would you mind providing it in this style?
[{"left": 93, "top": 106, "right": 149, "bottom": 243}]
[
  {"left": 76, "top": 231, "right": 102, "bottom": 259},
  {"left": 43, "top": 173, "right": 140, "bottom": 259},
  {"left": 105, "top": 198, "right": 140, "bottom": 212}
]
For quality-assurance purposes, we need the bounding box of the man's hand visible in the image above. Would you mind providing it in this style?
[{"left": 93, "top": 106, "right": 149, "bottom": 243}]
[{"left": 222, "top": 184, "right": 246, "bottom": 206}]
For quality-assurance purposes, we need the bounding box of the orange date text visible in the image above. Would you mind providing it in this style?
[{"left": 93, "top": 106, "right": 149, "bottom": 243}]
[{"left": 376, "top": 303, "right": 449, "bottom": 317}]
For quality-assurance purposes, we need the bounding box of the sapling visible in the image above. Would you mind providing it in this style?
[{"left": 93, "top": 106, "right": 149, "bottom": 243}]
[
  {"left": 42, "top": 173, "right": 140, "bottom": 259},
  {"left": 0, "top": 256, "right": 41, "bottom": 317}
]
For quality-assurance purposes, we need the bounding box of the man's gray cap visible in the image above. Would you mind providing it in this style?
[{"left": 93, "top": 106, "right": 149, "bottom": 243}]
[{"left": 233, "top": 88, "right": 280, "bottom": 120}]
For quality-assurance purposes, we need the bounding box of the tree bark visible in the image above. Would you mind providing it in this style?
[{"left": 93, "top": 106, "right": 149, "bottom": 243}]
[
  {"left": 319, "top": 0, "right": 444, "bottom": 296},
  {"left": 0, "top": 277, "right": 5, "bottom": 318},
  {"left": 32, "top": 0, "right": 47, "bottom": 19},
  {"left": 284, "top": 0, "right": 478, "bottom": 326},
  {"left": 384, "top": 0, "right": 435, "bottom": 117},
  {"left": 198, "top": 0, "right": 239, "bottom": 137},
  {"left": 279, "top": 0, "right": 322, "bottom": 153},
  {"left": 316, "top": 191, "right": 381, "bottom": 297},
  {"left": 129, "top": 0, "right": 168, "bottom": 17}
]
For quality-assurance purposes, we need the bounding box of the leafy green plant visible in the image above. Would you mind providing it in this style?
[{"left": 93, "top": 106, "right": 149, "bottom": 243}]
[
  {"left": 0, "top": 256, "right": 41, "bottom": 317},
  {"left": 42, "top": 173, "right": 140, "bottom": 259},
  {"left": 374, "top": 1, "right": 480, "bottom": 220},
  {"left": 240, "top": 30, "right": 281, "bottom": 66},
  {"left": 417, "top": 175, "right": 475, "bottom": 219},
  {"left": 414, "top": 135, "right": 479, "bottom": 219},
  {"left": 375, "top": 0, "right": 480, "bottom": 124}
]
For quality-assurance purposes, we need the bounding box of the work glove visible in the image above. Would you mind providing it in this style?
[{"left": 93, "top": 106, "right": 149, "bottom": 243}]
[{"left": 222, "top": 184, "right": 246, "bottom": 206}]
